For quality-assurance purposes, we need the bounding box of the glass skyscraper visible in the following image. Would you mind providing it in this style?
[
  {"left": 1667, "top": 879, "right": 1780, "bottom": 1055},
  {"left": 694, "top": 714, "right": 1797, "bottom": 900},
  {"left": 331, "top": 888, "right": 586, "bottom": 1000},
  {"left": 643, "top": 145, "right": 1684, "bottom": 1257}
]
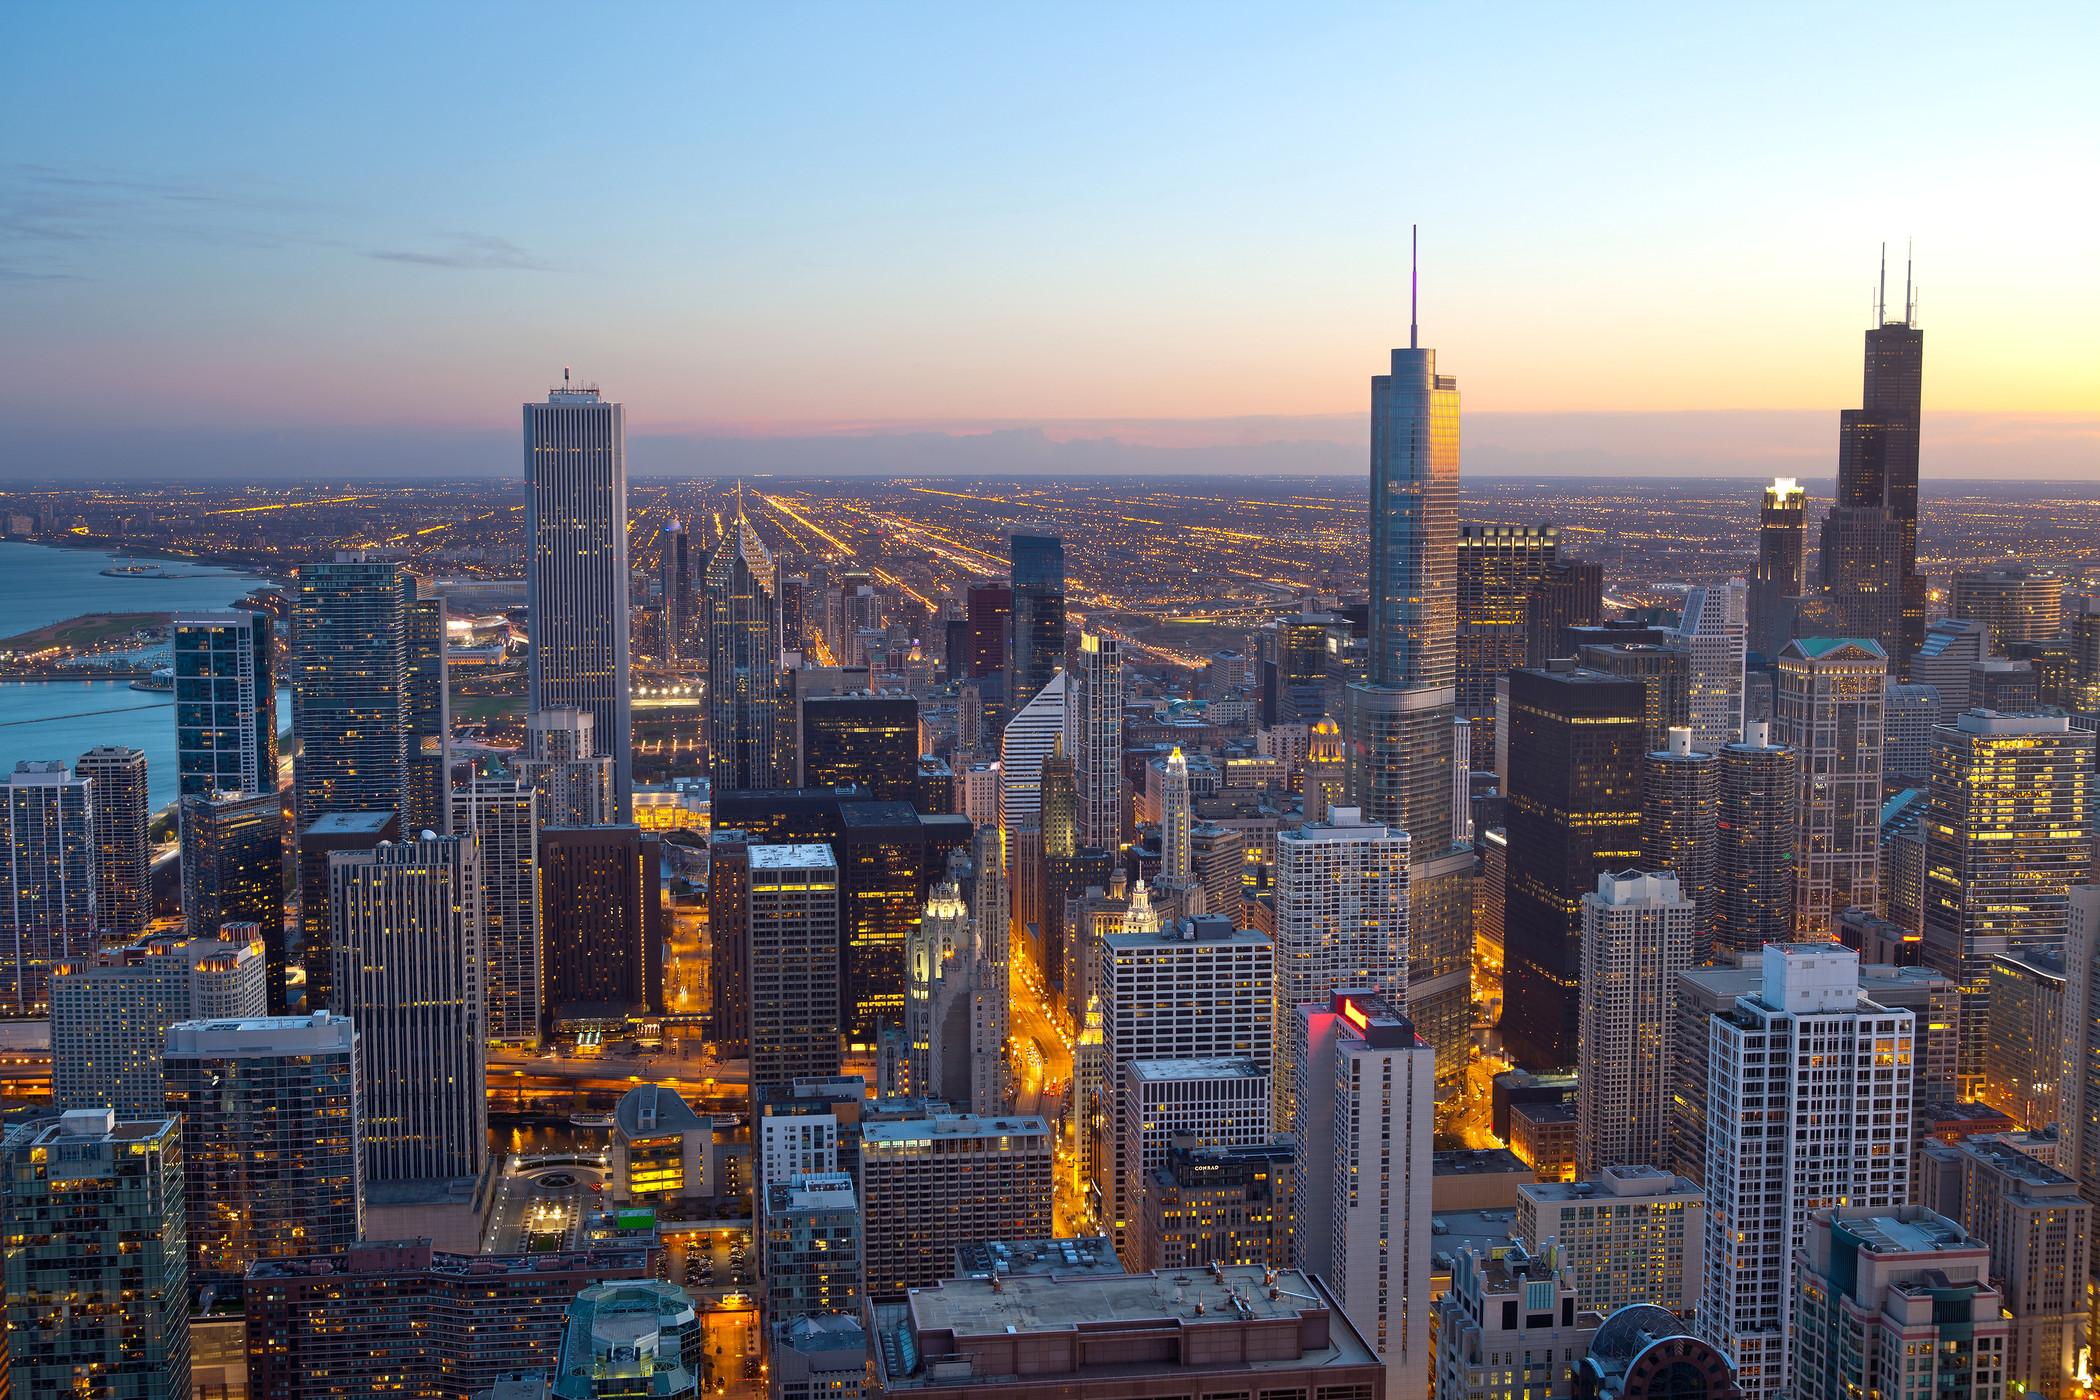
[
  {"left": 1010, "top": 531, "right": 1067, "bottom": 703},
  {"left": 173, "top": 609, "right": 278, "bottom": 800},
  {"left": 290, "top": 554, "right": 409, "bottom": 831},
  {"left": 704, "top": 509, "right": 783, "bottom": 795}
]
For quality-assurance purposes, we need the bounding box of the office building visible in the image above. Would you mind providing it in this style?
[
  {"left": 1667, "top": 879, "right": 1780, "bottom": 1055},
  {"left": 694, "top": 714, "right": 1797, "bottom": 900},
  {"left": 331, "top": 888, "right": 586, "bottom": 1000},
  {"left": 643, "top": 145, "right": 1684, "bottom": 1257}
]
[
  {"left": 1291, "top": 990, "right": 1435, "bottom": 1387},
  {"left": 400, "top": 574, "right": 449, "bottom": 833},
  {"left": 960, "top": 580, "right": 1012, "bottom": 684},
  {"left": 1578, "top": 642, "right": 1691, "bottom": 753},
  {"left": 79, "top": 744, "right": 151, "bottom": 935},
  {"left": 1159, "top": 744, "right": 1192, "bottom": 886},
  {"left": 162, "top": 1012, "right": 363, "bottom": 1280},
  {"left": 244, "top": 1240, "right": 652, "bottom": 1400},
  {"left": 329, "top": 834, "right": 486, "bottom": 1184},
  {"left": 1071, "top": 631, "right": 1124, "bottom": 851},
  {"left": 1713, "top": 720, "right": 1798, "bottom": 956},
  {"left": 452, "top": 777, "right": 542, "bottom": 1043},
  {"left": 999, "top": 669, "right": 1068, "bottom": 839},
  {"left": 800, "top": 691, "right": 918, "bottom": 800},
  {"left": 2058, "top": 886, "right": 2100, "bottom": 1245},
  {"left": 1952, "top": 566, "right": 2064, "bottom": 651},
  {"left": 1576, "top": 870, "right": 1696, "bottom": 1178},
  {"left": 705, "top": 505, "right": 784, "bottom": 796},
  {"left": 1518, "top": 1166, "right": 1704, "bottom": 1316},
  {"left": 1700, "top": 945, "right": 1914, "bottom": 1400},
  {"left": 860, "top": 1112, "right": 1052, "bottom": 1297},
  {"left": 551, "top": 1280, "right": 703, "bottom": 1400},
  {"left": 1982, "top": 949, "right": 2065, "bottom": 1128},
  {"left": 762, "top": 1173, "right": 862, "bottom": 1324},
  {"left": 1641, "top": 728, "right": 1718, "bottom": 951},
  {"left": 1751, "top": 479, "right": 1807, "bottom": 658},
  {"left": 1674, "top": 580, "right": 1748, "bottom": 755},
  {"left": 1501, "top": 664, "right": 1647, "bottom": 1070},
  {"left": 516, "top": 707, "right": 615, "bottom": 826},
  {"left": 1433, "top": 1239, "right": 1594, "bottom": 1400},
  {"left": 1010, "top": 531, "right": 1066, "bottom": 704},
  {"left": 173, "top": 609, "right": 278, "bottom": 799},
  {"left": 539, "top": 825, "right": 663, "bottom": 1025},
  {"left": 1270, "top": 806, "right": 1408, "bottom": 1130},
  {"left": 1117, "top": 1057, "right": 1270, "bottom": 1267},
  {"left": 295, "top": 809, "right": 397, "bottom": 1013},
  {"left": 870, "top": 1266, "right": 1383, "bottom": 1398},
  {"left": 1524, "top": 559, "right": 1607, "bottom": 667},
  {"left": 1970, "top": 657, "right": 2041, "bottom": 712},
  {"left": 0, "top": 1109, "right": 189, "bottom": 1399},
  {"left": 1458, "top": 523, "right": 1561, "bottom": 758},
  {"left": 709, "top": 831, "right": 754, "bottom": 1061},
  {"left": 289, "top": 552, "right": 410, "bottom": 830},
  {"left": 609, "top": 1082, "right": 714, "bottom": 1202},
  {"left": 1911, "top": 618, "right": 1992, "bottom": 722},
  {"left": 747, "top": 844, "right": 842, "bottom": 1093},
  {"left": 1129, "top": 1136, "right": 1296, "bottom": 1271},
  {"left": 51, "top": 928, "right": 267, "bottom": 1115},
  {"left": 1921, "top": 711, "right": 2093, "bottom": 1094},
  {"left": 772, "top": 1315, "right": 868, "bottom": 1400},
  {"left": 1792, "top": 1207, "right": 2006, "bottom": 1400},
  {"left": 1918, "top": 1136, "right": 2090, "bottom": 1397},
  {"left": 1882, "top": 680, "right": 1940, "bottom": 781},
  {"left": 178, "top": 788, "right": 286, "bottom": 989},
  {"left": 525, "top": 381, "right": 632, "bottom": 815},
  {"left": 838, "top": 800, "right": 957, "bottom": 1048},
  {"left": 1, "top": 758, "right": 95, "bottom": 1013},
  {"left": 1777, "top": 639, "right": 1888, "bottom": 935},
  {"left": 1260, "top": 611, "right": 1337, "bottom": 727}
]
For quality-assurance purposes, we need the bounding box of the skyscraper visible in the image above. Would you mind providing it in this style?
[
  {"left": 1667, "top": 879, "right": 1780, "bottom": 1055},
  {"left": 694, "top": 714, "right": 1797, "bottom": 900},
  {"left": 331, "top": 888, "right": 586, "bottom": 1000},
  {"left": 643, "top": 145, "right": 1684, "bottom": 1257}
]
[
  {"left": 1159, "top": 745, "right": 1192, "bottom": 887},
  {"left": 290, "top": 552, "right": 409, "bottom": 831},
  {"left": 1457, "top": 523, "right": 1560, "bottom": 758},
  {"left": 1, "top": 758, "right": 96, "bottom": 1014},
  {"left": 860, "top": 1111, "right": 1053, "bottom": 1298},
  {"left": 328, "top": 833, "right": 486, "bottom": 1183},
  {"left": 1920, "top": 710, "right": 2093, "bottom": 1095},
  {"left": 516, "top": 706, "right": 615, "bottom": 826},
  {"left": 173, "top": 609, "right": 278, "bottom": 799},
  {"left": 1700, "top": 944, "right": 1914, "bottom": 1400},
  {"left": 1641, "top": 727, "right": 1719, "bottom": 950},
  {"left": 452, "top": 777, "right": 541, "bottom": 1043},
  {"left": 525, "top": 379, "right": 633, "bottom": 814},
  {"left": 2058, "top": 886, "right": 2100, "bottom": 1256},
  {"left": 999, "top": 669, "right": 1068, "bottom": 838},
  {"left": 552, "top": 1282, "right": 704, "bottom": 1400},
  {"left": 1674, "top": 579, "right": 1748, "bottom": 755},
  {"left": 178, "top": 789, "right": 285, "bottom": 987},
  {"left": 799, "top": 691, "right": 919, "bottom": 800},
  {"left": 1951, "top": 566, "right": 2064, "bottom": 652},
  {"left": 704, "top": 505, "right": 783, "bottom": 796},
  {"left": 78, "top": 743, "right": 151, "bottom": 935},
  {"left": 1009, "top": 531, "right": 1066, "bottom": 704},
  {"left": 162, "top": 1012, "right": 363, "bottom": 1281},
  {"left": 659, "top": 516, "right": 692, "bottom": 662},
  {"left": 1, "top": 1108, "right": 190, "bottom": 1398},
  {"left": 540, "top": 825, "right": 664, "bottom": 1026},
  {"left": 401, "top": 573, "right": 449, "bottom": 834},
  {"left": 1750, "top": 479, "right": 1807, "bottom": 658},
  {"left": 1776, "top": 639, "right": 1888, "bottom": 934},
  {"left": 1071, "top": 630, "right": 1124, "bottom": 851},
  {"left": 1501, "top": 664, "right": 1648, "bottom": 1070},
  {"left": 747, "top": 844, "right": 843, "bottom": 1094},
  {"left": 295, "top": 809, "right": 397, "bottom": 1013},
  {"left": 1713, "top": 720, "right": 1799, "bottom": 956},
  {"left": 1575, "top": 870, "right": 1696, "bottom": 1178},
  {"left": 51, "top": 929, "right": 266, "bottom": 1115}
]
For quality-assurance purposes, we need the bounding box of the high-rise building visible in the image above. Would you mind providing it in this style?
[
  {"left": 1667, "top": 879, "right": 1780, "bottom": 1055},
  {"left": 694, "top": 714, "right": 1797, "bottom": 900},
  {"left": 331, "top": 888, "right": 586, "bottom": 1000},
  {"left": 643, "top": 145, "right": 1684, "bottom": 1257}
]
[
  {"left": 1434, "top": 1239, "right": 1595, "bottom": 1400},
  {"left": 51, "top": 929, "right": 266, "bottom": 1115},
  {"left": 294, "top": 809, "right": 397, "bottom": 1013},
  {"left": 1792, "top": 1207, "right": 2006, "bottom": 1400},
  {"left": 1524, "top": 559, "right": 1606, "bottom": 666},
  {"left": 401, "top": 573, "right": 449, "bottom": 834},
  {"left": 552, "top": 1281, "right": 703, "bottom": 1400},
  {"left": 1911, "top": 618, "right": 1992, "bottom": 722},
  {"left": 1458, "top": 523, "right": 1561, "bottom": 758},
  {"left": 1674, "top": 580, "right": 1748, "bottom": 755},
  {"left": 747, "top": 844, "right": 843, "bottom": 1094},
  {"left": 837, "top": 801, "right": 964, "bottom": 1049},
  {"left": 79, "top": 744, "right": 151, "bottom": 935},
  {"left": 290, "top": 552, "right": 409, "bottom": 830},
  {"left": 1920, "top": 710, "right": 2093, "bottom": 1095},
  {"left": 799, "top": 691, "right": 918, "bottom": 801},
  {"left": 1291, "top": 990, "right": 1435, "bottom": 1388},
  {"left": 1159, "top": 745, "right": 1192, "bottom": 886},
  {"left": 2057, "top": 886, "right": 2100, "bottom": 1264},
  {"left": 1700, "top": 944, "right": 1914, "bottom": 1400},
  {"left": 659, "top": 516, "right": 692, "bottom": 662},
  {"left": 772, "top": 1315, "right": 869, "bottom": 1400},
  {"left": 328, "top": 834, "right": 486, "bottom": 1183},
  {"left": 1713, "top": 720, "right": 1799, "bottom": 957},
  {"left": 1117, "top": 1057, "right": 1270, "bottom": 1267},
  {"left": 709, "top": 829, "right": 753, "bottom": 1060},
  {"left": 1881, "top": 680, "right": 1941, "bottom": 781},
  {"left": 1750, "top": 479, "right": 1807, "bottom": 658},
  {"left": 1071, "top": 631, "right": 1125, "bottom": 851},
  {"left": 961, "top": 580, "right": 1012, "bottom": 684},
  {"left": 1579, "top": 641, "right": 1692, "bottom": 753},
  {"left": 763, "top": 1173, "right": 862, "bottom": 1325},
  {"left": 162, "top": 1012, "right": 362, "bottom": 1281},
  {"left": 178, "top": 788, "right": 283, "bottom": 962},
  {"left": 1641, "top": 728, "right": 1718, "bottom": 951},
  {"left": 1951, "top": 566, "right": 2064, "bottom": 652},
  {"left": 860, "top": 1112, "right": 1052, "bottom": 1297},
  {"left": 1574, "top": 1308, "right": 1745, "bottom": 1400},
  {"left": 525, "top": 380, "right": 633, "bottom": 815},
  {"left": 1518, "top": 1165, "right": 1705, "bottom": 1316},
  {"left": 1269, "top": 805, "right": 1408, "bottom": 1131},
  {"left": 998, "top": 669, "right": 1068, "bottom": 841},
  {"left": 1576, "top": 870, "right": 1696, "bottom": 1178},
  {"left": 452, "top": 777, "right": 541, "bottom": 1043},
  {"left": 1009, "top": 532, "right": 1066, "bottom": 705},
  {"left": 0, "top": 1109, "right": 189, "bottom": 1399},
  {"left": 173, "top": 609, "right": 278, "bottom": 799},
  {"left": 516, "top": 706, "right": 615, "bottom": 826},
  {"left": 1129, "top": 1136, "right": 1297, "bottom": 1272},
  {"left": 539, "top": 825, "right": 663, "bottom": 1026},
  {"left": 1777, "top": 639, "right": 1888, "bottom": 934},
  {"left": 609, "top": 1081, "right": 714, "bottom": 1202},
  {"left": 1501, "top": 664, "right": 1648, "bottom": 1070},
  {"left": 2, "top": 758, "right": 96, "bottom": 1014}
]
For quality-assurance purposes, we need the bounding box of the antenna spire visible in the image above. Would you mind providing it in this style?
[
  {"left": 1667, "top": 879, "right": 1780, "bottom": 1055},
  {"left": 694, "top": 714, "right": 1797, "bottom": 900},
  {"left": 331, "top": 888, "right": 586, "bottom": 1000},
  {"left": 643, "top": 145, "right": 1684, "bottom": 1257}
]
[
  {"left": 1409, "top": 224, "right": 1419, "bottom": 350},
  {"left": 1876, "top": 242, "right": 1887, "bottom": 326},
  {"left": 1904, "top": 237, "right": 1914, "bottom": 326}
]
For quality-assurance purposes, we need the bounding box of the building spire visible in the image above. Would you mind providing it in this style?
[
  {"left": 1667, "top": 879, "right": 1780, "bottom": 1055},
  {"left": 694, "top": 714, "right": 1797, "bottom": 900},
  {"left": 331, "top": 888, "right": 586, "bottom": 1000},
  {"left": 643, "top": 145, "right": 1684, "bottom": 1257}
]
[
  {"left": 1876, "top": 241, "right": 1887, "bottom": 326},
  {"left": 1409, "top": 223, "right": 1419, "bottom": 351},
  {"left": 1904, "top": 237, "right": 1914, "bottom": 327}
]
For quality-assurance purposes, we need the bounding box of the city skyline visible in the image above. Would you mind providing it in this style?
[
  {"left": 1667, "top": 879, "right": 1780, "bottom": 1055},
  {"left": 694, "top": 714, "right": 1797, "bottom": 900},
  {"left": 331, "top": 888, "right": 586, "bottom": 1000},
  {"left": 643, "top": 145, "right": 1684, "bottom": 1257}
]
[{"left": 6, "top": 6, "right": 2098, "bottom": 480}]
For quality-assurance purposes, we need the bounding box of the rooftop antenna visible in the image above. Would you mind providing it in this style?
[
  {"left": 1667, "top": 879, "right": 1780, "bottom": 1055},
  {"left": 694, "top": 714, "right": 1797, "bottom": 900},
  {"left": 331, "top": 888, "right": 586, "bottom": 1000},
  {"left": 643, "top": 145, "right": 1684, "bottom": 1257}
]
[
  {"left": 1904, "top": 237, "right": 1914, "bottom": 326},
  {"left": 1409, "top": 223, "right": 1419, "bottom": 350},
  {"left": 563, "top": 365, "right": 571, "bottom": 388},
  {"left": 1876, "top": 242, "right": 1887, "bottom": 326}
]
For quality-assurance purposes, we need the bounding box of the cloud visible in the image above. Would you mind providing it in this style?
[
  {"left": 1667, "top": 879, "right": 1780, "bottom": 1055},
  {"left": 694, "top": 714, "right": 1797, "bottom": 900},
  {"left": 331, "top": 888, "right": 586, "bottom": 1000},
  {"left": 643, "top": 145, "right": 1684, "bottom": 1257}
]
[{"left": 365, "top": 233, "right": 550, "bottom": 271}]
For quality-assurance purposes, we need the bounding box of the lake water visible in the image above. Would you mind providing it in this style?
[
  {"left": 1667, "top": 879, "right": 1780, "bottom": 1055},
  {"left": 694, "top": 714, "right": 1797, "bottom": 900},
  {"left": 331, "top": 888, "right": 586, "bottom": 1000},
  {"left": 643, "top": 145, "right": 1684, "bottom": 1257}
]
[{"left": 0, "top": 542, "right": 284, "bottom": 811}]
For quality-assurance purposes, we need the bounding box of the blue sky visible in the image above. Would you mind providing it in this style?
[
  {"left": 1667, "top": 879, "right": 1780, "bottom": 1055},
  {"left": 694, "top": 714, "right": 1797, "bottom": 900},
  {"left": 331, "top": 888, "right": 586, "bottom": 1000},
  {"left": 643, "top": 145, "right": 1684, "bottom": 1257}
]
[{"left": 5, "top": 3, "right": 2096, "bottom": 477}]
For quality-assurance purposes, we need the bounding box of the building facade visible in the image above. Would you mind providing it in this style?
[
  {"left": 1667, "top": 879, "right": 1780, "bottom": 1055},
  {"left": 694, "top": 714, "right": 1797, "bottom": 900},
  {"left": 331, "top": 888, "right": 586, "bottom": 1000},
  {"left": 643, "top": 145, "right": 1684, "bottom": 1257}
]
[
  {"left": 1777, "top": 639, "right": 1888, "bottom": 935},
  {"left": 1576, "top": 870, "right": 1697, "bottom": 1178}
]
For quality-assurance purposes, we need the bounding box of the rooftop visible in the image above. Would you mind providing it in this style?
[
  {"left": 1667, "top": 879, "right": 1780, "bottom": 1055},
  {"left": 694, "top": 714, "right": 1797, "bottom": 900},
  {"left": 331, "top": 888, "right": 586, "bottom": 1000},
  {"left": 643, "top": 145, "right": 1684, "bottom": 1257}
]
[
  {"left": 163, "top": 1012, "right": 355, "bottom": 1058},
  {"left": 748, "top": 843, "right": 836, "bottom": 871},
  {"left": 1521, "top": 1166, "right": 1701, "bottom": 1203},
  {"left": 861, "top": 1114, "right": 1049, "bottom": 1146},
  {"left": 953, "top": 1236, "right": 1124, "bottom": 1279},
  {"left": 1127, "top": 1056, "right": 1264, "bottom": 1083},
  {"left": 765, "top": 1173, "right": 858, "bottom": 1216},
  {"left": 1831, "top": 1207, "right": 1982, "bottom": 1257},
  {"left": 304, "top": 811, "right": 399, "bottom": 836},
  {"left": 614, "top": 1082, "right": 705, "bottom": 1139}
]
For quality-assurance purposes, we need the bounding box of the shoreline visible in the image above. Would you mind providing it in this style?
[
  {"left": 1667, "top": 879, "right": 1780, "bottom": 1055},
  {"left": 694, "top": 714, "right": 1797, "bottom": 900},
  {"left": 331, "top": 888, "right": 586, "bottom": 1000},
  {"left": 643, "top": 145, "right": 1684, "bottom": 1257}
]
[{"left": 8, "top": 532, "right": 287, "bottom": 584}]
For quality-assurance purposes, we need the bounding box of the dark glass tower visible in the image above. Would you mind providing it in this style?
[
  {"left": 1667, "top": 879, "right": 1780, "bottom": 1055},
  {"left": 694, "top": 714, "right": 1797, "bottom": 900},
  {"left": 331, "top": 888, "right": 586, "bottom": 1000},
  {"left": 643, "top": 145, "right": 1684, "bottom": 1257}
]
[
  {"left": 660, "top": 517, "right": 692, "bottom": 662},
  {"left": 705, "top": 509, "right": 784, "bottom": 795},
  {"left": 1009, "top": 533, "right": 1066, "bottom": 703},
  {"left": 290, "top": 554, "right": 409, "bottom": 831},
  {"left": 173, "top": 610, "right": 278, "bottom": 800},
  {"left": 1457, "top": 524, "right": 1559, "bottom": 758},
  {"left": 799, "top": 692, "right": 919, "bottom": 803},
  {"left": 1750, "top": 479, "right": 1806, "bottom": 658}
]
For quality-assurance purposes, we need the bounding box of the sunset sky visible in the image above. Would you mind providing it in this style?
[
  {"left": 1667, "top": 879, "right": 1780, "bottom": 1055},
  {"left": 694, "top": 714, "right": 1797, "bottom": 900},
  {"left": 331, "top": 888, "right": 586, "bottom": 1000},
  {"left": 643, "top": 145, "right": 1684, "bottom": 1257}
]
[{"left": 6, "top": 3, "right": 2096, "bottom": 478}]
